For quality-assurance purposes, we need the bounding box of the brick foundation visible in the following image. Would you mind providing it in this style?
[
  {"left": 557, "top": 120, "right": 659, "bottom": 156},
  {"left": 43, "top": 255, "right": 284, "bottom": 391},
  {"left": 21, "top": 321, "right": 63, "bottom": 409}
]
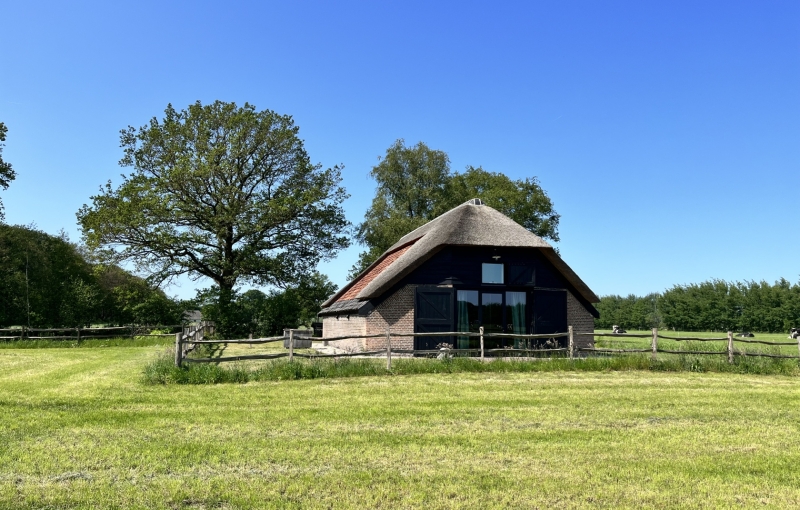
[
  {"left": 567, "top": 291, "right": 595, "bottom": 348},
  {"left": 321, "top": 315, "right": 367, "bottom": 352}
]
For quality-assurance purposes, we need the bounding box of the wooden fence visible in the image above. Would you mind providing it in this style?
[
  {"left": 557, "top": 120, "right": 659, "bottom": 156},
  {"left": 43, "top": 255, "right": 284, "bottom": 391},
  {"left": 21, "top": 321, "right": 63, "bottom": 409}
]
[
  {"left": 579, "top": 328, "right": 800, "bottom": 362},
  {"left": 174, "top": 321, "right": 215, "bottom": 365},
  {"left": 174, "top": 326, "right": 800, "bottom": 368},
  {"left": 175, "top": 326, "right": 573, "bottom": 367},
  {"left": 0, "top": 324, "right": 185, "bottom": 342}
]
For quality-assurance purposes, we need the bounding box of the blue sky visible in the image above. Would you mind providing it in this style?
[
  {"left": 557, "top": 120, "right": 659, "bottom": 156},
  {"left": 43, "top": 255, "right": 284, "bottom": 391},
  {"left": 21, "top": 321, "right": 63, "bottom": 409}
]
[{"left": 1, "top": 1, "right": 798, "bottom": 299}]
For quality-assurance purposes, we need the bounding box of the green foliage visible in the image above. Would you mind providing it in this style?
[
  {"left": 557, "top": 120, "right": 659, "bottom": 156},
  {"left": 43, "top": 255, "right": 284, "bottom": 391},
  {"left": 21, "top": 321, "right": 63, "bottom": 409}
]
[
  {"left": 77, "top": 101, "right": 350, "bottom": 309},
  {"left": 59, "top": 276, "right": 101, "bottom": 327},
  {"left": 659, "top": 278, "right": 800, "bottom": 332},
  {"left": 194, "top": 271, "right": 336, "bottom": 338},
  {"left": 351, "top": 140, "right": 559, "bottom": 277},
  {"left": 0, "top": 225, "right": 95, "bottom": 326},
  {"left": 597, "top": 278, "right": 800, "bottom": 333},
  {"left": 0, "top": 224, "right": 183, "bottom": 327},
  {"left": 0, "top": 122, "right": 16, "bottom": 222},
  {"left": 595, "top": 293, "right": 662, "bottom": 330},
  {"left": 94, "top": 264, "right": 184, "bottom": 325}
]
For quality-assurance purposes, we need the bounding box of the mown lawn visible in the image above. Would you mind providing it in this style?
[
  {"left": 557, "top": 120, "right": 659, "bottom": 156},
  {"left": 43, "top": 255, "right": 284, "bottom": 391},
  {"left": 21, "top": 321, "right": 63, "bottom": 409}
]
[{"left": 2, "top": 347, "right": 800, "bottom": 509}]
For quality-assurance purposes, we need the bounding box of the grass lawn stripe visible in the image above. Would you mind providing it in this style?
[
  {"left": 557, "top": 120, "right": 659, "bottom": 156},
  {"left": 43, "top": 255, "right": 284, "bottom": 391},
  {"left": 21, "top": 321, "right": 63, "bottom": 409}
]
[{"left": 1, "top": 347, "right": 800, "bottom": 508}]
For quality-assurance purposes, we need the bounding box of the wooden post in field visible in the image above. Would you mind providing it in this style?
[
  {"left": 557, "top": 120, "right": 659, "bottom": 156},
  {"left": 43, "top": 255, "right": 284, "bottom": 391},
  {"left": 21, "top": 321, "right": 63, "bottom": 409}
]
[
  {"left": 651, "top": 328, "right": 658, "bottom": 361},
  {"left": 480, "top": 326, "right": 485, "bottom": 362},
  {"left": 76, "top": 327, "right": 81, "bottom": 345},
  {"left": 727, "top": 331, "right": 734, "bottom": 364},
  {"left": 248, "top": 333, "right": 253, "bottom": 349},
  {"left": 568, "top": 326, "right": 574, "bottom": 360},
  {"left": 175, "top": 332, "right": 182, "bottom": 367},
  {"left": 796, "top": 332, "right": 800, "bottom": 360},
  {"left": 289, "top": 329, "right": 294, "bottom": 362},
  {"left": 386, "top": 328, "right": 392, "bottom": 371}
]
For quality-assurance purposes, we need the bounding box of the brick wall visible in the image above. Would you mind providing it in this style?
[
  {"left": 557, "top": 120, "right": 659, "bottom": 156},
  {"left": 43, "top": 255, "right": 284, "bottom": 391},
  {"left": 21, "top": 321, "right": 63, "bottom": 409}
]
[
  {"left": 365, "top": 284, "right": 418, "bottom": 350},
  {"left": 322, "top": 315, "right": 367, "bottom": 352},
  {"left": 567, "top": 291, "right": 595, "bottom": 349}
]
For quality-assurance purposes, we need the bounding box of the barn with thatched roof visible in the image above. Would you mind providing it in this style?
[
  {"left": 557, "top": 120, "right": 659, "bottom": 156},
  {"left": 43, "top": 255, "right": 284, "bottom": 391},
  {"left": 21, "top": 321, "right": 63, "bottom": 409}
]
[{"left": 318, "top": 198, "right": 599, "bottom": 352}]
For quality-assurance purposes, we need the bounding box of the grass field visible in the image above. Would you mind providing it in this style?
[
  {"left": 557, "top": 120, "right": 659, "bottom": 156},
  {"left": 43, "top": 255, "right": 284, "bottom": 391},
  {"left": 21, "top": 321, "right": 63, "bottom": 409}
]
[{"left": 3, "top": 346, "right": 800, "bottom": 508}]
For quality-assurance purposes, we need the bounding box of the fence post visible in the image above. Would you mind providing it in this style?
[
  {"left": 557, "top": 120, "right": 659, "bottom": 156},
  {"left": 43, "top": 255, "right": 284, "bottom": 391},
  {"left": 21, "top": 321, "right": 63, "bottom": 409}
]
[
  {"left": 386, "top": 328, "right": 392, "bottom": 371},
  {"left": 289, "top": 329, "right": 294, "bottom": 362},
  {"left": 76, "top": 327, "right": 81, "bottom": 345},
  {"left": 175, "top": 332, "right": 182, "bottom": 367},
  {"left": 651, "top": 328, "right": 658, "bottom": 361},
  {"left": 249, "top": 332, "right": 253, "bottom": 349},
  {"left": 727, "top": 331, "right": 734, "bottom": 364},
  {"left": 480, "top": 326, "right": 485, "bottom": 362},
  {"left": 568, "top": 326, "right": 574, "bottom": 360},
  {"left": 796, "top": 332, "right": 800, "bottom": 359}
]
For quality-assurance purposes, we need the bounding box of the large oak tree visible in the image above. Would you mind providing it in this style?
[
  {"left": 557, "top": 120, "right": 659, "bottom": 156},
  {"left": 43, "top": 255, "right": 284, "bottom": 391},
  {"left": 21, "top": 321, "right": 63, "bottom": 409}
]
[{"left": 78, "top": 101, "right": 349, "bottom": 330}]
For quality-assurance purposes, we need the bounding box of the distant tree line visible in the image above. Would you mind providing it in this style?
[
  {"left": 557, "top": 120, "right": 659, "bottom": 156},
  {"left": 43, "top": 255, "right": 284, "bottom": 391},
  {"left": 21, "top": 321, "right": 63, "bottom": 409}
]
[
  {"left": 596, "top": 279, "right": 800, "bottom": 333},
  {"left": 0, "top": 224, "right": 183, "bottom": 327},
  {"left": 0, "top": 224, "right": 338, "bottom": 332},
  {"left": 595, "top": 293, "right": 662, "bottom": 331}
]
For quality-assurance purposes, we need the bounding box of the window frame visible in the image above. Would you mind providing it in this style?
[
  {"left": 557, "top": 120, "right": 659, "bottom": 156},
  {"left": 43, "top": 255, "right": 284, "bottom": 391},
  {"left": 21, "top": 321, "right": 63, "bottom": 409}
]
[{"left": 481, "top": 263, "right": 504, "bottom": 284}]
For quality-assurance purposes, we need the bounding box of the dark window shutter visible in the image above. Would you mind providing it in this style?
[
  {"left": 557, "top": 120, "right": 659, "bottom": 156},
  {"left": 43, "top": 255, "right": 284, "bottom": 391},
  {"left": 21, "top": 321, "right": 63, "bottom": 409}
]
[
  {"left": 532, "top": 289, "right": 567, "bottom": 336},
  {"left": 414, "top": 287, "right": 455, "bottom": 350}
]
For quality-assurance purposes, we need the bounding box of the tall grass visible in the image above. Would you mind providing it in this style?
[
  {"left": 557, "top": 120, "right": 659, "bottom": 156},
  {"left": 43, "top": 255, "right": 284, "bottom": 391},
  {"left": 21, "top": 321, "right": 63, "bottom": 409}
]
[{"left": 142, "top": 348, "right": 800, "bottom": 384}]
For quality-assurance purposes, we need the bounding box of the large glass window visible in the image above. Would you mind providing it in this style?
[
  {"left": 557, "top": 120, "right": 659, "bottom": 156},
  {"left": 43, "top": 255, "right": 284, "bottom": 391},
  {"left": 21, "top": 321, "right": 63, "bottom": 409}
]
[
  {"left": 482, "top": 263, "right": 504, "bottom": 284},
  {"left": 456, "top": 290, "right": 479, "bottom": 349},
  {"left": 506, "top": 292, "right": 526, "bottom": 348}
]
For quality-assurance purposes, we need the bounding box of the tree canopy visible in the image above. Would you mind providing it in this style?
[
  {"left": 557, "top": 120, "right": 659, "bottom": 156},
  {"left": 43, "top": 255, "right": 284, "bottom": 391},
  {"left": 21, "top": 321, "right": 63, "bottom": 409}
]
[
  {"left": 0, "top": 224, "right": 181, "bottom": 327},
  {"left": 351, "top": 139, "right": 560, "bottom": 277},
  {"left": 194, "top": 271, "right": 337, "bottom": 338},
  {"left": 595, "top": 279, "right": 800, "bottom": 333},
  {"left": 0, "top": 122, "right": 17, "bottom": 222},
  {"left": 77, "top": 101, "right": 350, "bottom": 302}
]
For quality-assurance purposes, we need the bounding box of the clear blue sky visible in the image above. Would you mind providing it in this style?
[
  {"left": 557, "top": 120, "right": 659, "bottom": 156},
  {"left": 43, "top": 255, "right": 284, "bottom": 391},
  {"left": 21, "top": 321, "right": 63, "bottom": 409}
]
[{"left": 1, "top": 1, "right": 798, "bottom": 300}]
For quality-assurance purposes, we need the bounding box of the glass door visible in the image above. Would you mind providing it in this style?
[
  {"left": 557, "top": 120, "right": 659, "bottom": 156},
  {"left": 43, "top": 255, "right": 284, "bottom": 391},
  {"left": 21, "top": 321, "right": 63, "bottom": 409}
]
[
  {"left": 481, "top": 293, "right": 503, "bottom": 349},
  {"left": 506, "top": 291, "right": 527, "bottom": 348},
  {"left": 456, "top": 290, "right": 530, "bottom": 352},
  {"left": 456, "top": 290, "right": 479, "bottom": 349}
]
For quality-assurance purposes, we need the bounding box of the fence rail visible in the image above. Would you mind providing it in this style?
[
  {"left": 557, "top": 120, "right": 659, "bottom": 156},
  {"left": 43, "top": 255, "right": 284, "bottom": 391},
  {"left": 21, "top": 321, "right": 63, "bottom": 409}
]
[
  {"left": 174, "top": 326, "right": 800, "bottom": 368},
  {"left": 0, "top": 324, "right": 185, "bottom": 342}
]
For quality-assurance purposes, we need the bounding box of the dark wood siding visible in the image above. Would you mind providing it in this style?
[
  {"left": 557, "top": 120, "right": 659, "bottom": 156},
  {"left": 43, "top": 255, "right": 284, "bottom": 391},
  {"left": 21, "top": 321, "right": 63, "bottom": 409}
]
[
  {"left": 532, "top": 289, "right": 568, "bottom": 335},
  {"left": 399, "top": 246, "right": 571, "bottom": 291},
  {"left": 414, "top": 286, "right": 454, "bottom": 350}
]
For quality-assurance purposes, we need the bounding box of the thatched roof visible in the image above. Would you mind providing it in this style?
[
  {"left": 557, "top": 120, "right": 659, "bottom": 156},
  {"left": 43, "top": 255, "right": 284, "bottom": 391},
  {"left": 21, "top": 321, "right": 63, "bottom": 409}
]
[{"left": 322, "top": 199, "right": 599, "bottom": 308}]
